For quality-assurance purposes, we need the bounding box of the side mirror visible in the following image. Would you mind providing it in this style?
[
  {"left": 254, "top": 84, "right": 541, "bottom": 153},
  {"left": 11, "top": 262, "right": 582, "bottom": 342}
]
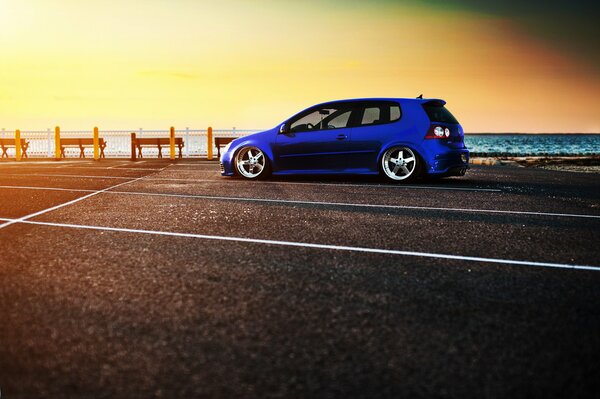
[{"left": 279, "top": 123, "right": 289, "bottom": 134}]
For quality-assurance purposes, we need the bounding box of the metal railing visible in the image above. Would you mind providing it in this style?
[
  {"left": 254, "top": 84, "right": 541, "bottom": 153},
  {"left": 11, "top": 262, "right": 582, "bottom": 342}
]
[{"left": 0, "top": 127, "right": 263, "bottom": 159}]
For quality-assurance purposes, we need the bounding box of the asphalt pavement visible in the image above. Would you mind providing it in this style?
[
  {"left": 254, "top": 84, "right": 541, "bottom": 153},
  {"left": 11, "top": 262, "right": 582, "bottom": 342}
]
[{"left": 0, "top": 159, "right": 598, "bottom": 398}]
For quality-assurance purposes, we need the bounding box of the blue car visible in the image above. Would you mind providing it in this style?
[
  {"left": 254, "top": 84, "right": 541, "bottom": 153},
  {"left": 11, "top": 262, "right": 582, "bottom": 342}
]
[{"left": 220, "top": 97, "right": 469, "bottom": 182}]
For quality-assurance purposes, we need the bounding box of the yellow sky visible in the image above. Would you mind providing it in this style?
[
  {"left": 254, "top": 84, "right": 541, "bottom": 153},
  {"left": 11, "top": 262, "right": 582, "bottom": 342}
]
[{"left": 1, "top": 0, "right": 599, "bottom": 132}]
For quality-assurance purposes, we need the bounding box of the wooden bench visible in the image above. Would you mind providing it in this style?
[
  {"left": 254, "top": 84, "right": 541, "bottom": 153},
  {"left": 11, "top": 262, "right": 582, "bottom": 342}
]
[
  {"left": 0, "top": 138, "right": 29, "bottom": 158},
  {"left": 215, "top": 137, "right": 236, "bottom": 158},
  {"left": 133, "top": 137, "right": 184, "bottom": 158},
  {"left": 60, "top": 138, "right": 107, "bottom": 158}
]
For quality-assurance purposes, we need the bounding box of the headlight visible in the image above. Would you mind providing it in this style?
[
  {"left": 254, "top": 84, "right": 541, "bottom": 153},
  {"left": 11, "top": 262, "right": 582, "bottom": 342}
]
[{"left": 220, "top": 142, "right": 233, "bottom": 161}]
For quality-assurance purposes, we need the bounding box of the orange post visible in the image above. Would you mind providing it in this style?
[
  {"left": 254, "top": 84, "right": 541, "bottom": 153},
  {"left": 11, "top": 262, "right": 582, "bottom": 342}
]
[
  {"left": 207, "top": 126, "right": 213, "bottom": 160},
  {"left": 54, "top": 126, "right": 61, "bottom": 160},
  {"left": 169, "top": 126, "right": 175, "bottom": 160},
  {"left": 15, "top": 129, "right": 22, "bottom": 161},
  {"left": 93, "top": 127, "right": 99, "bottom": 160}
]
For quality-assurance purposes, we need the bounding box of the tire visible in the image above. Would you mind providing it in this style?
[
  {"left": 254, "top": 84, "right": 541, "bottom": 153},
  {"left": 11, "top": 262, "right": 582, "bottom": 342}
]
[
  {"left": 234, "top": 146, "right": 270, "bottom": 179},
  {"left": 380, "top": 146, "right": 420, "bottom": 182}
]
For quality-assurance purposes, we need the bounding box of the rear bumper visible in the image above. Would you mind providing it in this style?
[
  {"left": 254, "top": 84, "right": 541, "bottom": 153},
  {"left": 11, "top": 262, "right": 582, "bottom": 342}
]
[{"left": 423, "top": 147, "right": 470, "bottom": 176}]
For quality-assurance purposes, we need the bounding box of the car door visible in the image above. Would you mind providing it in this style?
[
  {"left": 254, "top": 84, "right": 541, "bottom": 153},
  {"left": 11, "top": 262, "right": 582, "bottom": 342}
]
[
  {"left": 274, "top": 104, "right": 356, "bottom": 173},
  {"left": 347, "top": 101, "right": 403, "bottom": 172}
]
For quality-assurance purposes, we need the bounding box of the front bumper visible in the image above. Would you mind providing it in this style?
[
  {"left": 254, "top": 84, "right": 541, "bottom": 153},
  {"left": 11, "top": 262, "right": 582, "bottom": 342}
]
[{"left": 220, "top": 151, "right": 236, "bottom": 176}]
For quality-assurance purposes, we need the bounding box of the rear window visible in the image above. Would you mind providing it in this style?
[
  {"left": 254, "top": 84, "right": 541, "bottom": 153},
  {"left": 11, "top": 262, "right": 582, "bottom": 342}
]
[{"left": 423, "top": 103, "right": 459, "bottom": 124}]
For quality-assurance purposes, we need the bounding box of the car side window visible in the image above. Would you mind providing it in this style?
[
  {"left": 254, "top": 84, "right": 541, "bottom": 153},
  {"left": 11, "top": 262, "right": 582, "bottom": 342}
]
[
  {"left": 289, "top": 106, "right": 353, "bottom": 133},
  {"left": 362, "top": 107, "right": 380, "bottom": 125},
  {"left": 326, "top": 110, "right": 352, "bottom": 129},
  {"left": 357, "top": 102, "right": 402, "bottom": 127},
  {"left": 390, "top": 105, "right": 401, "bottom": 121}
]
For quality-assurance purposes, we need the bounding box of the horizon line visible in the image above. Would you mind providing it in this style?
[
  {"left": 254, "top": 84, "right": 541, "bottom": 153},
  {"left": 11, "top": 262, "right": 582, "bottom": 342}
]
[{"left": 0, "top": 128, "right": 599, "bottom": 135}]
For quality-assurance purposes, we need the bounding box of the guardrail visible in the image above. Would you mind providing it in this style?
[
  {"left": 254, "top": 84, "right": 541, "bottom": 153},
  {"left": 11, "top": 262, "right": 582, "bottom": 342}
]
[{"left": 0, "top": 127, "right": 262, "bottom": 160}]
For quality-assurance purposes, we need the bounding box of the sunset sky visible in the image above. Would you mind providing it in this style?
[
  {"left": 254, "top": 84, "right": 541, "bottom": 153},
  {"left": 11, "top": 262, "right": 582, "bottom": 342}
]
[{"left": 0, "top": 0, "right": 598, "bottom": 132}]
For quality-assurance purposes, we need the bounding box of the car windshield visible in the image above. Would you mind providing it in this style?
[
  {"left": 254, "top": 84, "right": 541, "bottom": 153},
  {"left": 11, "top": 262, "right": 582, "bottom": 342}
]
[{"left": 290, "top": 106, "right": 353, "bottom": 132}]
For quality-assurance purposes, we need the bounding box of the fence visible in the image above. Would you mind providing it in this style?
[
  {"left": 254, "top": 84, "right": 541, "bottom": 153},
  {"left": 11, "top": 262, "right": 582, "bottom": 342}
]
[{"left": 0, "top": 127, "right": 262, "bottom": 159}]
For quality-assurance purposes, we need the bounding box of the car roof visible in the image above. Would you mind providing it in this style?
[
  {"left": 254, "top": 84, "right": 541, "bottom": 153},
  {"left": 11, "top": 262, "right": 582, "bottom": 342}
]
[{"left": 312, "top": 97, "right": 447, "bottom": 107}]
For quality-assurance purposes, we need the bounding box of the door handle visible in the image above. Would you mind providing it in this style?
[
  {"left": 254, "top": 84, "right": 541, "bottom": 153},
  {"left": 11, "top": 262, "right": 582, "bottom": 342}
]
[{"left": 336, "top": 134, "right": 347, "bottom": 140}]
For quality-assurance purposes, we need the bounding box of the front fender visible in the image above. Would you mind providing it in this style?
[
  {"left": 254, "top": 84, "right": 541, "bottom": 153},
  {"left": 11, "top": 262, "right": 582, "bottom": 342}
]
[
  {"left": 221, "top": 131, "right": 277, "bottom": 176},
  {"left": 228, "top": 139, "right": 275, "bottom": 165}
]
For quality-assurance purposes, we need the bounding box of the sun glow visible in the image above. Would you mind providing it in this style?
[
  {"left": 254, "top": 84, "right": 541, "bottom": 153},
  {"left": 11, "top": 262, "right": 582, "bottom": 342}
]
[{"left": 0, "top": 0, "right": 598, "bottom": 132}]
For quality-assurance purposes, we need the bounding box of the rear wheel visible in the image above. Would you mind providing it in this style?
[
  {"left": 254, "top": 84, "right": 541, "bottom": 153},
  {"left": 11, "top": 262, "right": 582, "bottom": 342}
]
[
  {"left": 381, "top": 146, "right": 419, "bottom": 182},
  {"left": 235, "top": 146, "right": 270, "bottom": 179}
]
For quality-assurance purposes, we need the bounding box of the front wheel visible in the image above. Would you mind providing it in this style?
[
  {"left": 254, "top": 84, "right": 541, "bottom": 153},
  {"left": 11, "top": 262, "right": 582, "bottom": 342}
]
[
  {"left": 380, "top": 146, "right": 420, "bottom": 182},
  {"left": 235, "top": 146, "right": 270, "bottom": 179}
]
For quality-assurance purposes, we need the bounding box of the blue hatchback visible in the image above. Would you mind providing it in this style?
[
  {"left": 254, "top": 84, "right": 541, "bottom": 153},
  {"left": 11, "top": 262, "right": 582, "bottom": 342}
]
[{"left": 220, "top": 97, "right": 469, "bottom": 182}]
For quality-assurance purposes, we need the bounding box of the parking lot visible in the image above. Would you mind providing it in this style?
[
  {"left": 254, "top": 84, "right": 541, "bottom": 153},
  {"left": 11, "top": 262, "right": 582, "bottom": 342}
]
[{"left": 0, "top": 159, "right": 599, "bottom": 398}]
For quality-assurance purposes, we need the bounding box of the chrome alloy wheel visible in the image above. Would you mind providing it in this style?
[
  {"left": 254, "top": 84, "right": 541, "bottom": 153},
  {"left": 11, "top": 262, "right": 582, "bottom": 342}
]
[
  {"left": 235, "top": 146, "right": 266, "bottom": 179},
  {"left": 381, "top": 146, "right": 418, "bottom": 181}
]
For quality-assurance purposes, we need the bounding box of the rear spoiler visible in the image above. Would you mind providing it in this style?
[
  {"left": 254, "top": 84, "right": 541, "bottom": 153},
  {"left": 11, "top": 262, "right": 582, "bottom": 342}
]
[{"left": 421, "top": 99, "right": 447, "bottom": 106}]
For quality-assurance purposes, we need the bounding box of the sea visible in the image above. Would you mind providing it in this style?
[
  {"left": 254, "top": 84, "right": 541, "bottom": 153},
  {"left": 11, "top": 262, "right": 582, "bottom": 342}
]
[{"left": 464, "top": 134, "right": 600, "bottom": 156}]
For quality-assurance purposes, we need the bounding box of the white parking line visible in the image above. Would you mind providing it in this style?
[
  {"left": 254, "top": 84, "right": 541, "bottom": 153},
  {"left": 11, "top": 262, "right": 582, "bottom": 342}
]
[
  {"left": 0, "top": 166, "right": 172, "bottom": 231},
  {"left": 1, "top": 185, "right": 598, "bottom": 219},
  {"left": 107, "top": 163, "right": 134, "bottom": 169},
  {"left": 5, "top": 166, "right": 215, "bottom": 171},
  {"left": 0, "top": 177, "right": 147, "bottom": 231},
  {"left": 173, "top": 163, "right": 217, "bottom": 165},
  {"left": 0, "top": 217, "right": 597, "bottom": 271},
  {"left": 1, "top": 165, "right": 164, "bottom": 171},
  {"left": 145, "top": 177, "right": 500, "bottom": 192},
  {"left": 3, "top": 173, "right": 133, "bottom": 180},
  {"left": 1, "top": 173, "right": 501, "bottom": 192},
  {"left": 0, "top": 161, "right": 84, "bottom": 165},
  {"left": 0, "top": 185, "right": 96, "bottom": 193}
]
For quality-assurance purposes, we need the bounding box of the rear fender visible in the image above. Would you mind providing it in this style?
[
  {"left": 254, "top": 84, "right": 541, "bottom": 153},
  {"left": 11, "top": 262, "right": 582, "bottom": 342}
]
[
  {"left": 377, "top": 141, "right": 426, "bottom": 175},
  {"left": 378, "top": 141, "right": 425, "bottom": 164}
]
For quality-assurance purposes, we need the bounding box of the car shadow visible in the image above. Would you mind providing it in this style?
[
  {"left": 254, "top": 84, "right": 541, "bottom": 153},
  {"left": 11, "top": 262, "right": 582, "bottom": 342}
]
[{"left": 257, "top": 173, "right": 488, "bottom": 188}]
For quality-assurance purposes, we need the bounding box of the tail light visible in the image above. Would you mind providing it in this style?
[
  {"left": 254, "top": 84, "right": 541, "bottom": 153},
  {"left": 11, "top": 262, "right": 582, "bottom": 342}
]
[{"left": 425, "top": 125, "right": 450, "bottom": 139}]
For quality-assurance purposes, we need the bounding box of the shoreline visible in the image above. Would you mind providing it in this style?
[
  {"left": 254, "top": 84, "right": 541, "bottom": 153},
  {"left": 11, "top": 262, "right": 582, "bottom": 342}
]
[
  {"left": 470, "top": 155, "right": 600, "bottom": 173},
  {"left": 465, "top": 133, "right": 600, "bottom": 135}
]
